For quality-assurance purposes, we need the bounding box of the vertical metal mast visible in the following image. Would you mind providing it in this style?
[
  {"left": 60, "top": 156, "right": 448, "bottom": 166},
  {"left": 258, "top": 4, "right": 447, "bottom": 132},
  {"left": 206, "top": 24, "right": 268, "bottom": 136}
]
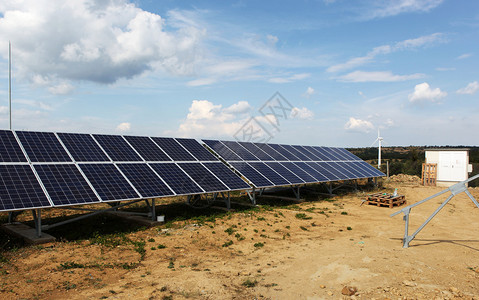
[{"left": 8, "top": 41, "right": 12, "bottom": 130}]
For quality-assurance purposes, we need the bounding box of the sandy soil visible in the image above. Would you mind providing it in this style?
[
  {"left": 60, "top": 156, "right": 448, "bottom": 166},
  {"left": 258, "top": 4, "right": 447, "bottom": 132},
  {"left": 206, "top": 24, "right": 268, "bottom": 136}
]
[{"left": 0, "top": 179, "right": 478, "bottom": 300}]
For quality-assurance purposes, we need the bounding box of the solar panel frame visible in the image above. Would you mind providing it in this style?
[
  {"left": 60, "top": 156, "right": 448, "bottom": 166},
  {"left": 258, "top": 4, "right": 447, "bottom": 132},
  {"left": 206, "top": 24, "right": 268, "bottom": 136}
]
[
  {"left": 93, "top": 134, "right": 143, "bottom": 162},
  {"left": 175, "top": 138, "right": 218, "bottom": 161},
  {"left": 34, "top": 164, "right": 101, "bottom": 206},
  {"left": 116, "top": 163, "right": 175, "bottom": 198},
  {"left": 202, "top": 162, "right": 251, "bottom": 190},
  {"left": 151, "top": 137, "right": 197, "bottom": 161},
  {"left": 229, "top": 162, "right": 274, "bottom": 188},
  {"left": 0, "top": 165, "right": 51, "bottom": 211},
  {"left": 149, "top": 163, "right": 204, "bottom": 196},
  {"left": 16, "top": 131, "right": 72, "bottom": 162},
  {"left": 247, "top": 162, "right": 291, "bottom": 186},
  {"left": 57, "top": 132, "right": 110, "bottom": 162},
  {"left": 202, "top": 140, "right": 243, "bottom": 161},
  {"left": 123, "top": 135, "right": 171, "bottom": 162},
  {"left": 0, "top": 130, "right": 27, "bottom": 162},
  {"left": 178, "top": 163, "right": 229, "bottom": 193}
]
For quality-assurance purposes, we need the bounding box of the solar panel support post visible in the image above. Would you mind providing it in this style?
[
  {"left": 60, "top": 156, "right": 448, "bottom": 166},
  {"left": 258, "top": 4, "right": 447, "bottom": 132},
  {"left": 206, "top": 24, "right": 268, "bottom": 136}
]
[
  {"left": 225, "top": 192, "right": 231, "bottom": 210},
  {"left": 391, "top": 174, "right": 479, "bottom": 248},
  {"left": 32, "top": 209, "right": 42, "bottom": 238},
  {"left": 246, "top": 188, "right": 256, "bottom": 205},
  {"left": 291, "top": 186, "right": 300, "bottom": 200},
  {"left": 151, "top": 199, "right": 156, "bottom": 221}
]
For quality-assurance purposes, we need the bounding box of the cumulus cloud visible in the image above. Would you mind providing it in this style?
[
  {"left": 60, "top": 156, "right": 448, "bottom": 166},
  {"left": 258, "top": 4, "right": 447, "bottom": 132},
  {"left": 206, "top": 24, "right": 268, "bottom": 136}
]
[
  {"left": 303, "top": 87, "right": 315, "bottom": 98},
  {"left": 456, "top": 81, "right": 479, "bottom": 95},
  {"left": 408, "top": 82, "right": 447, "bottom": 103},
  {"left": 290, "top": 107, "right": 314, "bottom": 120},
  {"left": 116, "top": 122, "right": 131, "bottom": 132},
  {"left": 339, "top": 71, "right": 424, "bottom": 82},
  {"left": 177, "top": 100, "right": 253, "bottom": 138},
  {"left": 344, "top": 117, "right": 374, "bottom": 133},
  {"left": 0, "top": 0, "right": 204, "bottom": 88}
]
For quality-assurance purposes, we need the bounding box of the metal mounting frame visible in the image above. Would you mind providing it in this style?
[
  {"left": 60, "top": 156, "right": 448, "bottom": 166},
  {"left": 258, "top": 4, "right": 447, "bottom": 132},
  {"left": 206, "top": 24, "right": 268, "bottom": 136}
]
[{"left": 391, "top": 174, "right": 479, "bottom": 248}]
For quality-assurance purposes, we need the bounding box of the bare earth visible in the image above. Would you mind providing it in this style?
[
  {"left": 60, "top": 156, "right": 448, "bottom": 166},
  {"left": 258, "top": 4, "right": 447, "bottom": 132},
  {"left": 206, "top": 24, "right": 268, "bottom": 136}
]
[{"left": 1, "top": 179, "right": 478, "bottom": 299}]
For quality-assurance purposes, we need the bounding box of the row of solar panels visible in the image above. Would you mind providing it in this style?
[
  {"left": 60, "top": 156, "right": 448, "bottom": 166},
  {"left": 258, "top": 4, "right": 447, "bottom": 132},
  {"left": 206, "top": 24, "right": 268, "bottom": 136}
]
[{"left": 0, "top": 130, "right": 384, "bottom": 212}]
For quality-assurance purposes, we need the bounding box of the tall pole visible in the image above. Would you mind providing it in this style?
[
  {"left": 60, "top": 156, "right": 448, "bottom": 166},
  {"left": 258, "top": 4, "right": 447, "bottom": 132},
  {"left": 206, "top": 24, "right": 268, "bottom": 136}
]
[
  {"left": 378, "top": 138, "right": 381, "bottom": 168},
  {"left": 8, "top": 41, "right": 11, "bottom": 130}
]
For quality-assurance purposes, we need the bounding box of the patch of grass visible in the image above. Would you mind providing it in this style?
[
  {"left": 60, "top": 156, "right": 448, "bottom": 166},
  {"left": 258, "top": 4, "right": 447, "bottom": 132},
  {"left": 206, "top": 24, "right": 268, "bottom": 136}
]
[
  {"left": 341, "top": 211, "right": 348, "bottom": 215},
  {"left": 222, "top": 240, "right": 233, "bottom": 247},
  {"left": 242, "top": 278, "right": 258, "bottom": 287},
  {"left": 224, "top": 227, "right": 235, "bottom": 235},
  {"left": 148, "top": 238, "right": 155, "bottom": 242},
  {"left": 285, "top": 225, "right": 290, "bottom": 229},
  {"left": 305, "top": 207, "right": 315, "bottom": 212},
  {"left": 256, "top": 217, "right": 266, "bottom": 221},
  {"left": 167, "top": 258, "right": 175, "bottom": 269},
  {"left": 300, "top": 226, "right": 308, "bottom": 231},
  {"left": 58, "top": 261, "right": 86, "bottom": 270},
  {"left": 157, "top": 244, "right": 166, "bottom": 249},
  {"left": 254, "top": 242, "right": 264, "bottom": 248},
  {"left": 295, "top": 213, "right": 312, "bottom": 220},
  {"left": 347, "top": 226, "right": 352, "bottom": 231}
]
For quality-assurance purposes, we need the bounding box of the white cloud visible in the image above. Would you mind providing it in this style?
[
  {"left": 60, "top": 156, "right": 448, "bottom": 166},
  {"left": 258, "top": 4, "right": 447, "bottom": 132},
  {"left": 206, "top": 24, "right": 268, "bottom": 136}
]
[
  {"left": 456, "top": 81, "right": 479, "bottom": 95},
  {"left": 290, "top": 107, "right": 314, "bottom": 120},
  {"left": 223, "top": 101, "right": 252, "bottom": 114},
  {"left": 327, "top": 33, "right": 444, "bottom": 73},
  {"left": 116, "top": 122, "right": 131, "bottom": 132},
  {"left": 48, "top": 83, "right": 75, "bottom": 95},
  {"left": 187, "top": 78, "right": 217, "bottom": 87},
  {"left": 456, "top": 53, "right": 472, "bottom": 60},
  {"left": 344, "top": 117, "right": 374, "bottom": 133},
  {"left": 303, "top": 87, "right": 315, "bottom": 98},
  {"left": 365, "top": 0, "right": 443, "bottom": 19},
  {"left": 408, "top": 82, "right": 447, "bottom": 103},
  {"left": 0, "top": 1, "right": 204, "bottom": 86},
  {"left": 268, "top": 73, "right": 310, "bottom": 83},
  {"left": 436, "top": 67, "right": 455, "bottom": 71},
  {"left": 339, "top": 71, "right": 424, "bottom": 82}
]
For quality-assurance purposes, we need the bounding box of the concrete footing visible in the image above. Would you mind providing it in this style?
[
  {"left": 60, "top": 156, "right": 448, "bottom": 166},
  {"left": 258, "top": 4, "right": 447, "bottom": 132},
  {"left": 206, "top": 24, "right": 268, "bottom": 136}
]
[
  {"left": 106, "top": 212, "right": 161, "bottom": 227},
  {"left": 1, "top": 222, "right": 55, "bottom": 244}
]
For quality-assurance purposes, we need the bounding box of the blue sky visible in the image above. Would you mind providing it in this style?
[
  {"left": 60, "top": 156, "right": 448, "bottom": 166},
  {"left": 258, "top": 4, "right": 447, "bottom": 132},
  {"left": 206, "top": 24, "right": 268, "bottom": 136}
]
[{"left": 0, "top": 0, "right": 477, "bottom": 147}]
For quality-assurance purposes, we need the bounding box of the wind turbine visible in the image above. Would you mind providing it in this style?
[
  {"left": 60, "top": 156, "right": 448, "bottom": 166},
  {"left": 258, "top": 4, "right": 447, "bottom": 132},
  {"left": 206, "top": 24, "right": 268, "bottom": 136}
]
[{"left": 370, "top": 129, "right": 383, "bottom": 169}]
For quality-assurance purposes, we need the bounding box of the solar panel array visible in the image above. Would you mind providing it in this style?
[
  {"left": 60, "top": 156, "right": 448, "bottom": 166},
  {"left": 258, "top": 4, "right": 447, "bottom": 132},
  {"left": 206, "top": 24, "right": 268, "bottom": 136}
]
[
  {"left": 0, "top": 130, "right": 250, "bottom": 212},
  {"left": 202, "top": 140, "right": 384, "bottom": 189}
]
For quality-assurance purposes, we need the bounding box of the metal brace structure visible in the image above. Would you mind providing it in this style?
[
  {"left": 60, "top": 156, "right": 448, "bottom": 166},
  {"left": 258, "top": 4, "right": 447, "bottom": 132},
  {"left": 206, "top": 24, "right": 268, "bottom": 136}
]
[
  {"left": 185, "top": 192, "right": 232, "bottom": 209},
  {"left": 325, "top": 179, "right": 358, "bottom": 195},
  {"left": 391, "top": 174, "right": 479, "bottom": 248}
]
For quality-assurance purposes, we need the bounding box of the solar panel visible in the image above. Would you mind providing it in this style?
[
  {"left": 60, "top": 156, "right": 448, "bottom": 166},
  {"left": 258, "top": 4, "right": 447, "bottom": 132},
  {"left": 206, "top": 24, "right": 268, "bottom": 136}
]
[
  {"left": 328, "top": 162, "right": 358, "bottom": 178},
  {"left": 175, "top": 138, "right": 218, "bottom": 161},
  {"left": 79, "top": 164, "right": 140, "bottom": 201},
  {"left": 116, "top": 163, "right": 174, "bottom": 198},
  {"left": 57, "top": 132, "right": 110, "bottom": 162},
  {"left": 16, "top": 131, "right": 71, "bottom": 162},
  {"left": 346, "top": 161, "right": 371, "bottom": 178},
  {"left": 202, "top": 140, "right": 243, "bottom": 161},
  {"left": 255, "top": 143, "right": 288, "bottom": 161},
  {"left": 34, "top": 164, "right": 100, "bottom": 206},
  {"left": 238, "top": 142, "right": 274, "bottom": 161},
  {"left": 280, "top": 145, "right": 311, "bottom": 161},
  {"left": 306, "top": 146, "right": 330, "bottom": 161},
  {"left": 0, "top": 130, "right": 27, "bottom": 162},
  {"left": 292, "top": 145, "right": 322, "bottom": 161},
  {"left": 149, "top": 163, "right": 203, "bottom": 195},
  {"left": 229, "top": 162, "right": 274, "bottom": 188},
  {"left": 267, "top": 144, "right": 299, "bottom": 161},
  {"left": 293, "top": 162, "right": 329, "bottom": 182},
  {"left": 312, "top": 147, "right": 337, "bottom": 161},
  {"left": 151, "top": 137, "right": 196, "bottom": 161},
  {"left": 178, "top": 163, "right": 228, "bottom": 192},
  {"left": 93, "top": 134, "right": 142, "bottom": 162},
  {"left": 317, "top": 162, "right": 349, "bottom": 180},
  {"left": 280, "top": 162, "right": 317, "bottom": 183},
  {"left": 307, "top": 162, "right": 341, "bottom": 181},
  {"left": 202, "top": 162, "right": 251, "bottom": 190},
  {"left": 328, "top": 147, "right": 350, "bottom": 161},
  {"left": 124, "top": 135, "right": 171, "bottom": 161},
  {"left": 0, "top": 165, "right": 50, "bottom": 211},
  {"left": 221, "top": 141, "right": 260, "bottom": 161},
  {"left": 247, "top": 162, "right": 290, "bottom": 185},
  {"left": 265, "top": 162, "right": 304, "bottom": 185},
  {"left": 355, "top": 161, "right": 384, "bottom": 177},
  {"left": 322, "top": 147, "right": 343, "bottom": 161}
]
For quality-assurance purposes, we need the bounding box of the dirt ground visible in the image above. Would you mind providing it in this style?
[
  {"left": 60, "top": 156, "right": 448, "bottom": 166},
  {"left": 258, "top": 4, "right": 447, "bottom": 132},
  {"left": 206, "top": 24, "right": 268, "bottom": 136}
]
[{"left": 0, "top": 178, "right": 478, "bottom": 299}]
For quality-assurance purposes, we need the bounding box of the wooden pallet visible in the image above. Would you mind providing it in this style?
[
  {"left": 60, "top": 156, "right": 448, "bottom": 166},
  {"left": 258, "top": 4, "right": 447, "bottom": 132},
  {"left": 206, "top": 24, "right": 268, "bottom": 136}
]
[
  {"left": 422, "top": 163, "right": 437, "bottom": 186},
  {"left": 365, "top": 192, "right": 406, "bottom": 208}
]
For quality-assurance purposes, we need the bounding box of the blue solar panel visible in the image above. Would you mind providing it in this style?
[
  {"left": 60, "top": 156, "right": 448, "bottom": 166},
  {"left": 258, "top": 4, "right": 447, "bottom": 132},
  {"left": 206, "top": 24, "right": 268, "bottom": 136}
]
[
  {"left": 355, "top": 161, "right": 384, "bottom": 177},
  {"left": 328, "top": 147, "right": 350, "bottom": 161},
  {"left": 149, "top": 163, "right": 203, "bottom": 195},
  {"left": 317, "top": 162, "right": 349, "bottom": 180},
  {"left": 0, "top": 130, "right": 27, "bottom": 162},
  {"left": 221, "top": 141, "right": 259, "bottom": 161},
  {"left": 117, "top": 163, "right": 174, "bottom": 197},
  {"left": 300, "top": 146, "right": 324, "bottom": 161},
  {"left": 229, "top": 162, "right": 273, "bottom": 188},
  {"left": 306, "top": 146, "right": 330, "bottom": 161},
  {"left": 0, "top": 165, "right": 50, "bottom": 211},
  {"left": 307, "top": 162, "right": 341, "bottom": 181},
  {"left": 34, "top": 164, "right": 100, "bottom": 206},
  {"left": 293, "top": 162, "right": 329, "bottom": 182},
  {"left": 238, "top": 142, "right": 274, "bottom": 161},
  {"left": 202, "top": 140, "right": 243, "bottom": 161},
  {"left": 322, "top": 147, "right": 343, "bottom": 160},
  {"left": 346, "top": 162, "right": 370, "bottom": 177},
  {"left": 151, "top": 137, "right": 196, "bottom": 161},
  {"left": 293, "top": 145, "right": 322, "bottom": 161},
  {"left": 178, "top": 163, "right": 228, "bottom": 192},
  {"left": 328, "top": 162, "right": 358, "bottom": 178},
  {"left": 175, "top": 138, "right": 218, "bottom": 161},
  {"left": 248, "top": 162, "right": 290, "bottom": 185},
  {"left": 93, "top": 134, "right": 142, "bottom": 161},
  {"left": 202, "top": 162, "right": 251, "bottom": 190},
  {"left": 338, "top": 148, "right": 362, "bottom": 161},
  {"left": 79, "top": 164, "right": 140, "bottom": 201},
  {"left": 280, "top": 162, "right": 317, "bottom": 183},
  {"left": 265, "top": 162, "right": 304, "bottom": 185},
  {"left": 268, "top": 144, "right": 299, "bottom": 161},
  {"left": 124, "top": 136, "right": 171, "bottom": 161},
  {"left": 57, "top": 132, "right": 109, "bottom": 162},
  {"left": 280, "top": 145, "right": 311, "bottom": 161},
  {"left": 16, "top": 131, "right": 71, "bottom": 162},
  {"left": 255, "top": 143, "right": 288, "bottom": 161}
]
